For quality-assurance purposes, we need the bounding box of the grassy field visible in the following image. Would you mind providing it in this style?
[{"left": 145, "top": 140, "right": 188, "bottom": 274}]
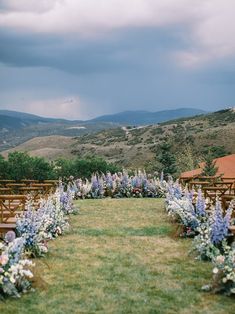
[{"left": 1, "top": 199, "right": 235, "bottom": 314}]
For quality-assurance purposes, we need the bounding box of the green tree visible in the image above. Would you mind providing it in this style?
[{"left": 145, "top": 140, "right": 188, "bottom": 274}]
[
  {"left": 30, "top": 157, "right": 54, "bottom": 180},
  {"left": 175, "top": 145, "right": 201, "bottom": 176},
  {"left": 201, "top": 154, "right": 218, "bottom": 176},
  {"left": 158, "top": 142, "right": 177, "bottom": 177},
  {"left": 54, "top": 158, "right": 74, "bottom": 179},
  {"left": 7, "top": 151, "right": 54, "bottom": 181},
  {"left": 8, "top": 152, "right": 32, "bottom": 181},
  {"left": 0, "top": 155, "right": 9, "bottom": 179},
  {"left": 55, "top": 156, "right": 121, "bottom": 179}
]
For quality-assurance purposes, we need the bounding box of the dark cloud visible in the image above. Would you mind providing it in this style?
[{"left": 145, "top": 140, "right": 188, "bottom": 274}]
[
  {"left": 0, "top": 27, "right": 185, "bottom": 74},
  {"left": 0, "top": 25, "right": 234, "bottom": 118}
]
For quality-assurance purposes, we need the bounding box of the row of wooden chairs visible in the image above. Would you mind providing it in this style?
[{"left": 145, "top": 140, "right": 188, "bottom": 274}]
[
  {"left": 0, "top": 181, "right": 58, "bottom": 238},
  {"left": 0, "top": 179, "right": 58, "bottom": 187}
]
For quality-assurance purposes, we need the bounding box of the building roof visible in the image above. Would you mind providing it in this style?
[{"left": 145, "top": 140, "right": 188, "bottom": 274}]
[{"left": 180, "top": 154, "right": 235, "bottom": 178}]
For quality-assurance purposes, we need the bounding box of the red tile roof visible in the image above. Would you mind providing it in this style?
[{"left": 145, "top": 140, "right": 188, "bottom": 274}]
[{"left": 180, "top": 154, "right": 235, "bottom": 178}]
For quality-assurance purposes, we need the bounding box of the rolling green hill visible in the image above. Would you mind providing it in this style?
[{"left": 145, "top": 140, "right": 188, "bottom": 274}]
[
  {"left": 0, "top": 108, "right": 207, "bottom": 151},
  {"left": 2, "top": 108, "right": 235, "bottom": 175}
]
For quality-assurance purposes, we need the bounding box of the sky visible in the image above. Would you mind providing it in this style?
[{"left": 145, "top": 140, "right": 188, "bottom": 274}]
[{"left": 0, "top": 0, "right": 235, "bottom": 120}]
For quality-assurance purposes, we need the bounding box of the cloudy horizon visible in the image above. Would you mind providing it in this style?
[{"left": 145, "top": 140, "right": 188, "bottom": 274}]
[{"left": 0, "top": 0, "right": 235, "bottom": 119}]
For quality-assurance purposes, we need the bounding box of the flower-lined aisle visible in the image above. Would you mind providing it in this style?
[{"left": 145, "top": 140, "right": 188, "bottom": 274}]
[
  {"left": 165, "top": 180, "right": 235, "bottom": 296},
  {"left": 71, "top": 170, "right": 167, "bottom": 199},
  {"left": 0, "top": 183, "right": 77, "bottom": 299}
]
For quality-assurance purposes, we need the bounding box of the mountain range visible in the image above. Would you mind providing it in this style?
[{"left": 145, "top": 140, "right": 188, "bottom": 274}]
[
  {"left": 0, "top": 107, "right": 207, "bottom": 152},
  {"left": 0, "top": 108, "right": 206, "bottom": 130},
  {"left": 90, "top": 108, "right": 206, "bottom": 125},
  {"left": 1, "top": 108, "right": 234, "bottom": 174}
]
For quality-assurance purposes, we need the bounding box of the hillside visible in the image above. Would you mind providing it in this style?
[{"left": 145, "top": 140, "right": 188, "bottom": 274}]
[
  {"left": 90, "top": 108, "right": 206, "bottom": 125},
  {"left": 2, "top": 108, "right": 235, "bottom": 173},
  {"left": 0, "top": 108, "right": 206, "bottom": 151},
  {"left": 1, "top": 135, "right": 75, "bottom": 160},
  {"left": 0, "top": 111, "right": 119, "bottom": 151}
]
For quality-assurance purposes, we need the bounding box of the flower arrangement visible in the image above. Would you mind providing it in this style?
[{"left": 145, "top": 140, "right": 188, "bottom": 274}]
[
  {"left": 0, "top": 183, "right": 77, "bottom": 299},
  {"left": 210, "top": 244, "right": 235, "bottom": 295},
  {"left": 16, "top": 186, "right": 75, "bottom": 257},
  {"left": 0, "top": 234, "right": 34, "bottom": 298},
  {"left": 73, "top": 170, "right": 168, "bottom": 199},
  {"left": 193, "top": 200, "right": 233, "bottom": 261},
  {"left": 165, "top": 179, "right": 235, "bottom": 296}
]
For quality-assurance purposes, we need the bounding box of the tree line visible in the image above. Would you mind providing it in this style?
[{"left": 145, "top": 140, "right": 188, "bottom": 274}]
[{"left": 0, "top": 152, "right": 121, "bottom": 181}]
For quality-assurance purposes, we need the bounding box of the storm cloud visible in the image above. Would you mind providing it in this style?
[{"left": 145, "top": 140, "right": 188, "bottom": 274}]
[{"left": 0, "top": 0, "right": 235, "bottom": 119}]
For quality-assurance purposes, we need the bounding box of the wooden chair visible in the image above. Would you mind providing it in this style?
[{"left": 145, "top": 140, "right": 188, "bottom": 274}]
[
  {"left": 0, "top": 180, "right": 16, "bottom": 187},
  {"left": 31, "top": 183, "right": 55, "bottom": 195},
  {"left": 0, "top": 195, "right": 27, "bottom": 238},
  {"left": 20, "top": 179, "right": 39, "bottom": 186},
  {"left": 18, "top": 187, "right": 44, "bottom": 207},
  {"left": 0, "top": 195, "right": 27, "bottom": 224},
  {"left": 0, "top": 188, "right": 12, "bottom": 195}
]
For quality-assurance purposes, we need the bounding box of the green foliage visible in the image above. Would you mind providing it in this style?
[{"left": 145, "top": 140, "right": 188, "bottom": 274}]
[
  {"left": 175, "top": 145, "right": 200, "bottom": 176},
  {"left": 202, "top": 153, "right": 219, "bottom": 176},
  {"left": 157, "top": 142, "right": 177, "bottom": 177},
  {"left": 0, "top": 152, "right": 120, "bottom": 180},
  {"left": 0, "top": 155, "right": 9, "bottom": 179},
  {"left": 202, "top": 145, "right": 229, "bottom": 159},
  {"left": 7, "top": 152, "right": 55, "bottom": 181},
  {"left": 55, "top": 156, "right": 121, "bottom": 179}
]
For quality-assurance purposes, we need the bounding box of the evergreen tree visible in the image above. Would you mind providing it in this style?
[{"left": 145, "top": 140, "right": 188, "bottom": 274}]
[
  {"left": 158, "top": 142, "right": 177, "bottom": 177},
  {"left": 201, "top": 153, "right": 218, "bottom": 176}
]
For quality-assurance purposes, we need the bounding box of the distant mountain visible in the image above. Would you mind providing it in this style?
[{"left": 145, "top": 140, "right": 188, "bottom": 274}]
[
  {"left": 0, "top": 108, "right": 206, "bottom": 128},
  {"left": 0, "top": 114, "right": 27, "bottom": 130},
  {"left": 0, "top": 109, "right": 118, "bottom": 151},
  {"left": 0, "top": 107, "right": 207, "bottom": 151},
  {"left": 90, "top": 108, "right": 207, "bottom": 125},
  {"left": 0, "top": 110, "right": 80, "bottom": 124},
  {"left": 2, "top": 108, "right": 235, "bottom": 168}
]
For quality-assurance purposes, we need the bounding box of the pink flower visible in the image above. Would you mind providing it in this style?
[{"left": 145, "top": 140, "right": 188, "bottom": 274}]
[
  {"left": 0, "top": 254, "right": 9, "bottom": 266},
  {"left": 216, "top": 255, "right": 225, "bottom": 264}
]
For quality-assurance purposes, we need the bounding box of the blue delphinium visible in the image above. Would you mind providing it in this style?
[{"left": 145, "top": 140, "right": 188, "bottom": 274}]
[
  {"left": 195, "top": 189, "right": 206, "bottom": 217},
  {"left": 91, "top": 174, "right": 104, "bottom": 198},
  {"left": 105, "top": 172, "right": 113, "bottom": 190},
  {"left": 210, "top": 200, "right": 232, "bottom": 245}
]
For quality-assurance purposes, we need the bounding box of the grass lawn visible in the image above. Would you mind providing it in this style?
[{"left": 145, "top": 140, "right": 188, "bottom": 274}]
[{"left": 1, "top": 198, "right": 234, "bottom": 314}]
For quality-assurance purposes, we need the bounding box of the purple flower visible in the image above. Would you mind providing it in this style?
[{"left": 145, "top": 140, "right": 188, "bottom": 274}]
[
  {"left": 4, "top": 231, "right": 16, "bottom": 243},
  {"left": 196, "top": 189, "right": 206, "bottom": 217}
]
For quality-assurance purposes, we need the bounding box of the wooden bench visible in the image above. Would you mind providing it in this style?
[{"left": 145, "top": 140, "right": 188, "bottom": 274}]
[
  {"left": 202, "top": 186, "right": 230, "bottom": 200},
  {"left": 20, "top": 179, "right": 39, "bottom": 186},
  {"left": 32, "top": 183, "right": 55, "bottom": 195},
  {"left": 0, "top": 188, "right": 12, "bottom": 195},
  {"left": 6, "top": 183, "right": 26, "bottom": 192},
  {"left": 0, "top": 195, "right": 27, "bottom": 224},
  {"left": 43, "top": 180, "right": 59, "bottom": 186},
  {"left": 18, "top": 187, "right": 44, "bottom": 207},
  {"left": 188, "top": 181, "right": 211, "bottom": 190}
]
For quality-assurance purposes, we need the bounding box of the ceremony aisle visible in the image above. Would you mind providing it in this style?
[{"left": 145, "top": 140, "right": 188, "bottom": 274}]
[{"left": 1, "top": 199, "right": 234, "bottom": 314}]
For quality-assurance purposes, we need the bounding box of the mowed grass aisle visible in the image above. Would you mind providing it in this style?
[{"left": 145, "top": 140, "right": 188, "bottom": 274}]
[{"left": 1, "top": 199, "right": 235, "bottom": 314}]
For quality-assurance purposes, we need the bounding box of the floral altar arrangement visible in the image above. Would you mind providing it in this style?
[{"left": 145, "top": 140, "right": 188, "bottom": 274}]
[{"left": 73, "top": 170, "right": 167, "bottom": 199}]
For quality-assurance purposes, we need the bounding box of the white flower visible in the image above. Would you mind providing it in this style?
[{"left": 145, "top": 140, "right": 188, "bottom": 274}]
[
  {"left": 216, "top": 255, "right": 225, "bottom": 264},
  {"left": 213, "top": 267, "right": 219, "bottom": 274}
]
